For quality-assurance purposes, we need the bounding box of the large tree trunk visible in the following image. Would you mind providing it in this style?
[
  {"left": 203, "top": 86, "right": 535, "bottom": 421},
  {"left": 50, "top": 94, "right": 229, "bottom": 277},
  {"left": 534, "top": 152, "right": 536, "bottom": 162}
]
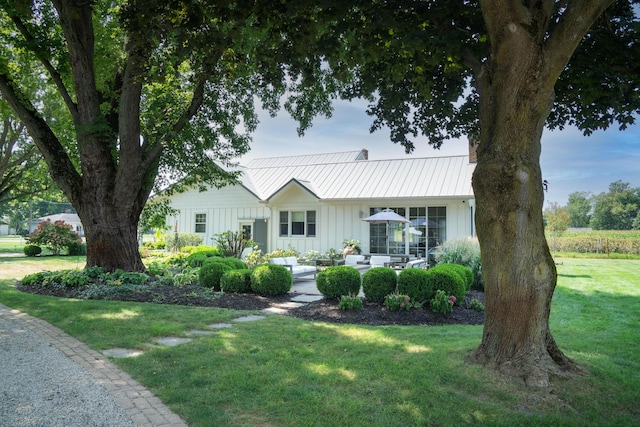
[{"left": 465, "top": 4, "right": 590, "bottom": 387}]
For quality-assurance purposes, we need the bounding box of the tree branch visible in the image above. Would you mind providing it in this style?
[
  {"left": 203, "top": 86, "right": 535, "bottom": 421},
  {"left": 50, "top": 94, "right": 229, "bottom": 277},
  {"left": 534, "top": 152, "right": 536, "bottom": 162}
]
[
  {"left": 140, "top": 74, "right": 208, "bottom": 173},
  {"left": 5, "top": 8, "right": 79, "bottom": 123},
  {"left": 543, "top": 0, "right": 615, "bottom": 89},
  {"left": 0, "top": 72, "right": 82, "bottom": 202}
]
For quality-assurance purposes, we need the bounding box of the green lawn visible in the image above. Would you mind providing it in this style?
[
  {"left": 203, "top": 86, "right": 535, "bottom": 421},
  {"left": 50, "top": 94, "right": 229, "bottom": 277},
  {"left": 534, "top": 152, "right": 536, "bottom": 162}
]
[{"left": 0, "top": 256, "right": 638, "bottom": 426}]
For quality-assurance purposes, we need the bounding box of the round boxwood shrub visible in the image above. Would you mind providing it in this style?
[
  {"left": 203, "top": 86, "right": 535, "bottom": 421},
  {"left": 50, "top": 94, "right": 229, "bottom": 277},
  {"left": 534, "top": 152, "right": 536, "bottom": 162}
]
[
  {"left": 221, "top": 269, "right": 253, "bottom": 293},
  {"left": 397, "top": 268, "right": 434, "bottom": 303},
  {"left": 220, "top": 257, "right": 248, "bottom": 270},
  {"left": 67, "top": 242, "right": 87, "bottom": 256},
  {"left": 250, "top": 264, "right": 292, "bottom": 296},
  {"left": 187, "top": 252, "right": 209, "bottom": 267},
  {"left": 441, "top": 263, "right": 474, "bottom": 291},
  {"left": 424, "top": 266, "right": 466, "bottom": 305},
  {"left": 198, "top": 258, "right": 232, "bottom": 290},
  {"left": 315, "top": 266, "right": 361, "bottom": 299},
  {"left": 362, "top": 267, "right": 397, "bottom": 304},
  {"left": 23, "top": 244, "right": 42, "bottom": 257}
]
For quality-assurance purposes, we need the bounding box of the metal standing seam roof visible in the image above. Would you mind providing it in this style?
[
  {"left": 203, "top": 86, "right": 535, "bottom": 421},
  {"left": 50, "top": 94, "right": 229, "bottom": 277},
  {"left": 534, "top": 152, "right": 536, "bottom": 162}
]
[{"left": 237, "top": 151, "right": 476, "bottom": 201}]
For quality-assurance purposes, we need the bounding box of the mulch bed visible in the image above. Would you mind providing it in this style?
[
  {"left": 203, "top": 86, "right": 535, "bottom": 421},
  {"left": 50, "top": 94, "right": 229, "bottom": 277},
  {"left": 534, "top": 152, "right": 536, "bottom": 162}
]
[{"left": 16, "top": 283, "right": 484, "bottom": 327}]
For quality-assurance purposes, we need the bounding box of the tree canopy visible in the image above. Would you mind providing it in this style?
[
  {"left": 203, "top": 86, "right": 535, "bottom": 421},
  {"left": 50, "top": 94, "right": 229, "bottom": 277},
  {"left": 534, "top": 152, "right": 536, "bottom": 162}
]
[
  {"left": 0, "top": 0, "right": 334, "bottom": 270},
  {"left": 590, "top": 180, "right": 640, "bottom": 230},
  {"left": 1, "top": 0, "right": 638, "bottom": 387},
  {"left": 566, "top": 191, "right": 594, "bottom": 228}
]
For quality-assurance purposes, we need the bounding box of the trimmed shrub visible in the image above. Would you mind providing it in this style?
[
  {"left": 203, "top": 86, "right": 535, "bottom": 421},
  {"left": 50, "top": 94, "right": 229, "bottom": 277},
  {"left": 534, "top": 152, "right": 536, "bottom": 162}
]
[
  {"left": 315, "top": 266, "right": 361, "bottom": 299},
  {"left": 182, "top": 245, "right": 221, "bottom": 255},
  {"left": 186, "top": 252, "right": 209, "bottom": 267},
  {"left": 362, "top": 267, "right": 397, "bottom": 304},
  {"left": 250, "top": 264, "right": 292, "bottom": 296},
  {"left": 199, "top": 258, "right": 232, "bottom": 290},
  {"left": 424, "top": 265, "right": 466, "bottom": 305},
  {"left": 441, "top": 263, "right": 473, "bottom": 292},
  {"left": 220, "top": 257, "right": 248, "bottom": 270},
  {"left": 397, "top": 268, "right": 434, "bottom": 303},
  {"left": 221, "top": 269, "right": 253, "bottom": 293},
  {"left": 67, "top": 242, "right": 86, "bottom": 256},
  {"left": 23, "top": 244, "right": 42, "bottom": 257}
]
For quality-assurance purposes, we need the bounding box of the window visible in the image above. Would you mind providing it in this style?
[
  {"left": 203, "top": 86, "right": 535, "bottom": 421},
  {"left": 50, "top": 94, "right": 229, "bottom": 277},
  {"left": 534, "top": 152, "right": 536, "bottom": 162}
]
[
  {"left": 369, "top": 207, "right": 406, "bottom": 254},
  {"left": 279, "top": 211, "right": 288, "bottom": 236},
  {"left": 195, "top": 213, "right": 207, "bottom": 233},
  {"left": 428, "top": 206, "right": 446, "bottom": 253},
  {"left": 279, "top": 210, "right": 317, "bottom": 237},
  {"left": 409, "top": 207, "right": 427, "bottom": 258},
  {"left": 306, "top": 211, "right": 316, "bottom": 237},
  {"left": 291, "top": 211, "right": 305, "bottom": 235}
]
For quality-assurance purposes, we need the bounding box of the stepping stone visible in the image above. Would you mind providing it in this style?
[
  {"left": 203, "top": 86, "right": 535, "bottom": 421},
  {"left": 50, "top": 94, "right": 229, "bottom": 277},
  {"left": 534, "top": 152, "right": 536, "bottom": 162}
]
[
  {"left": 103, "top": 348, "right": 144, "bottom": 358},
  {"left": 155, "top": 337, "right": 192, "bottom": 347},
  {"left": 232, "top": 315, "right": 266, "bottom": 322},
  {"left": 273, "top": 301, "right": 306, "bottom": 309},
  {"left": 261, "top": 307, "right": 288, "bottom": 315},
  {"left": 291, "top": 294, "right": 323, "bottom": 303},
  {"left": 208, "top": 323, "right": 234, "bottom": 329},
  {"left": 187, "top": 329, "right": 216, "bottom": 336}
]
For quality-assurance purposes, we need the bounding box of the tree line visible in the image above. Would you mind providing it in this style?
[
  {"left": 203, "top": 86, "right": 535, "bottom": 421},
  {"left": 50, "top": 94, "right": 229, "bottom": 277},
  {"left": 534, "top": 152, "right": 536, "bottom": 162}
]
[{"left": 546, "top": 180, "right": 640, "bottom": 233}]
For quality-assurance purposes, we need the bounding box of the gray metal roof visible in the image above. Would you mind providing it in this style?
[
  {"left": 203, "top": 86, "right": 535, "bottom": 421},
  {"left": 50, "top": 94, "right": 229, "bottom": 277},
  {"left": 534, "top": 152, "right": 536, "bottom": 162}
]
[
  {"left": 238, "top": 150, "right": 475, "bottom": 201},
  {"left": 246, "top": 150, "right": 366, "bottom": 168}
]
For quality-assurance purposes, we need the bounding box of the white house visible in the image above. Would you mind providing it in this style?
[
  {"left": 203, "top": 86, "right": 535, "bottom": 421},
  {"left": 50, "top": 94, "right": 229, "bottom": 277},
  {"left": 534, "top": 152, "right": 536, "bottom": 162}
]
[
  {"left": 28, "top": 212, "right": 84, "bottom": 237},
  {"left": 166, "top": 148, "right": 476, "bottom": 258}
]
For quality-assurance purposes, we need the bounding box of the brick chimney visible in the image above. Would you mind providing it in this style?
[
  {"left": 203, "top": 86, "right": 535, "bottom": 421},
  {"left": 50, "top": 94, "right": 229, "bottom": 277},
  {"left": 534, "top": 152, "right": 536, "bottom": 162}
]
[
  {"left": 356, "top": 149, "right": 369, "bottom": 160},
  {"left": 468, "top": 137, "right": 478, "bottom": 163}
]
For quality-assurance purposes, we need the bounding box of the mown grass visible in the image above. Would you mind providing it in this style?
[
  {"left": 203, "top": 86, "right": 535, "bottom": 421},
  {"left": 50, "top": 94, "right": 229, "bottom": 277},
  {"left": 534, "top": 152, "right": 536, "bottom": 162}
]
[{"left": 0, "top": 256, "right": 638, "bottom": 426}]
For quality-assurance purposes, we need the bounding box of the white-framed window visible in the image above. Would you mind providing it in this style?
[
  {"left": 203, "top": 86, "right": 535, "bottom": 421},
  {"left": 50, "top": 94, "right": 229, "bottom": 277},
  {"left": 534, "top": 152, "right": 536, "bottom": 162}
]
[
  {"left": 279, "top": 210, "right": 317, "bottom": 237},
  {"left": 194, "top": 213, "right": 207, "bottom": 233}
]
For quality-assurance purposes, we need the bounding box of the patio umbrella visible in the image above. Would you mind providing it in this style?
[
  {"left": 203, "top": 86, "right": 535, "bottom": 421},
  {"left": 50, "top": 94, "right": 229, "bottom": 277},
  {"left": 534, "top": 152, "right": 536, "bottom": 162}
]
[{"left": 361, "top": 209, "right": 410, "bottom": 253}]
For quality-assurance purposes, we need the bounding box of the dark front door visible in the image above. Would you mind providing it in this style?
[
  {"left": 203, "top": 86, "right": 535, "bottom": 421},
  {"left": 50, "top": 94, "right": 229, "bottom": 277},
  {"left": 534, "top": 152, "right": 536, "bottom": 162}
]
[{"left": 253, "top": 219, "right": 268, "bottom": 253}]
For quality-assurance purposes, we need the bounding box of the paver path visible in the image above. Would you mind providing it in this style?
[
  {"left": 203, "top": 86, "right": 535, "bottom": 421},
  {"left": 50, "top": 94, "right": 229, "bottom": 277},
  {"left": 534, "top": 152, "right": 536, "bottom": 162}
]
[
  {"left": 1, "top": 278, "right": 324, "bottom": 426},
  {"left": 0, "top": 303, "right": 187, "bottom": 427}
]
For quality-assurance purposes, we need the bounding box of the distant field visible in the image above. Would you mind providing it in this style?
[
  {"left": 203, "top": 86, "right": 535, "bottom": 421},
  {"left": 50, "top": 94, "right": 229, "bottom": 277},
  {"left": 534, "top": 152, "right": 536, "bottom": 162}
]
[
  {"left": 546, "top": 229, "right": 640, "bottom": 258},
  {"left": 555, "top": 229, "right": 640, "bottom": 239}
]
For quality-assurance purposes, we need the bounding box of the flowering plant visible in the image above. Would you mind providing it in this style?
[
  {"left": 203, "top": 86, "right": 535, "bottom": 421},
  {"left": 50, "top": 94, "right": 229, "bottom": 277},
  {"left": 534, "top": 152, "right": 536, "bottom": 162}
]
[
  {"left": 384, "top": 293, "right": 415, "bottom": 311},
  {"left": 27, "top": 220, "right": 82, "bottom": 255},
  {"left": 430, "top": 290, "right": 455, "bottom": 314}
]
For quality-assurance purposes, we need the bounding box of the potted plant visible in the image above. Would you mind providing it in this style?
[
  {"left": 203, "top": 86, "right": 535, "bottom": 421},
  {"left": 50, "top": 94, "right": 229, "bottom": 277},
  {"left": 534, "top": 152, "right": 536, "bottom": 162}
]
[{"left": 342, "top": 239, "right": 362, "bottom": 258}]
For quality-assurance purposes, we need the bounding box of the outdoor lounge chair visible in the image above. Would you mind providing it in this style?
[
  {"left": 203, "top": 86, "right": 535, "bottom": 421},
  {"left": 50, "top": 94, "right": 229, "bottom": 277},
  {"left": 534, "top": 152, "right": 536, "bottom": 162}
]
[
  {"left": 269, "top": 256, "right": 317, "bottom": 279},
  {"left": 344, "top": 255, "right": 369, "bottom": 271},
  {"left": 369, "top": 255, "right": 391, "bottom": 268}
]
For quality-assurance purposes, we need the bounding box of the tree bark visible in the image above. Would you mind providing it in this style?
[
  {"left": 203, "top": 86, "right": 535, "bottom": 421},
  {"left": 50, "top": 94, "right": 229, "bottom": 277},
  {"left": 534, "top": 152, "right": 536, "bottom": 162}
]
[{"left": 467, "top": 0, "right": 614, "bottom": 386}]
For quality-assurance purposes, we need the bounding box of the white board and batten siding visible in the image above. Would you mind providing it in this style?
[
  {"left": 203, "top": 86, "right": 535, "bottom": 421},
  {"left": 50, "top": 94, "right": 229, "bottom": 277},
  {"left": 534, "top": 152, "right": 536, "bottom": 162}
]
[{"left": 168, "top": 184, "right": 269, "bottom": 245}]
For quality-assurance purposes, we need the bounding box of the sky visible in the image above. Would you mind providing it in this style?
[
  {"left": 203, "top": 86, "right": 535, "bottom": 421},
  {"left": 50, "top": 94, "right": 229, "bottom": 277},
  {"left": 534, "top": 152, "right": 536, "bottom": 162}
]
[{"left": 240, "top": 99, "right": 640, "bottom": 206}]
